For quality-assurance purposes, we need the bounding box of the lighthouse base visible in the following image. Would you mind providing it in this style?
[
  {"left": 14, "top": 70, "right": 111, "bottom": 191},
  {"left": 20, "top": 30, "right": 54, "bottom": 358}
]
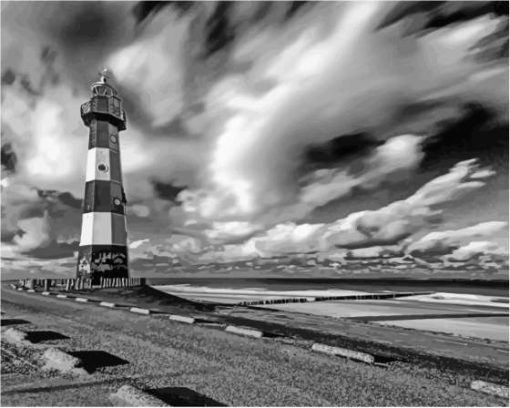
[{"left": 77, "top": 245, "right": 128, "bottom": 285}]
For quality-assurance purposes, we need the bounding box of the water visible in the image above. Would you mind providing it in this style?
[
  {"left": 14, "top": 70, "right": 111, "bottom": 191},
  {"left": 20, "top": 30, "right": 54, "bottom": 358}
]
[{"left": 147, "top": 278, "right": 509, "bottom": 297}]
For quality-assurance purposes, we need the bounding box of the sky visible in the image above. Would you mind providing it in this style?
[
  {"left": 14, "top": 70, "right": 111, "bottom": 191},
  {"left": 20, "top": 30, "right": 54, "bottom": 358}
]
[{"left": 1, "top": 1, "right": 509, "bottom": 279}]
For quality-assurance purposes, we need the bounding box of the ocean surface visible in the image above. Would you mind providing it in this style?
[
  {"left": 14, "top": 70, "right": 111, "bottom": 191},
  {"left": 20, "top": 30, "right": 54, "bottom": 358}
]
[{"left": 148, "top": 278, "right": 508, "bottom": 297}]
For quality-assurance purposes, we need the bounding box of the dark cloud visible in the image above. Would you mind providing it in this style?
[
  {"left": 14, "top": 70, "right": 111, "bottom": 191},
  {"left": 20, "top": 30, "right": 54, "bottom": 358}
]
[
  {"left": 377, "top": 1, "right": 509, "bottom": 62},
  {"left": 285, "top": 1, "right": 313, "bottom": 20},
  {"left": 421, "top": 102, "right": 509, "bottom": 170},
  {"left": 133, "top": 1, "right": 194, "bottom": 23},
  {"left": 56, "top": 192, "right": 82, "bottom": 209},
  {"left": 1, "top": 143, "right": 17, "bottom": 173},
  {"left": 302, "top": 133, "right": 382, "bottom": 172},
  {"left": 408, "top": 242, "right": 458, "bottom": 259},
  {"left": 378, "top": 1, "right": 507, "bottom": 32},
  {"left": 1, "top": 69, "right": 16, "bottom": 85},
  {"left": 471, "top": 19, "right": 509, "bottom": 62},
  {"left": 204, "top": 2, "right": 236, "bottom": 57},
  {"left": 21, "top": 240, "right": 78, "bottom": 259},
  {"left": 152, "top": 180, "right": 186, "bottom": 202}
]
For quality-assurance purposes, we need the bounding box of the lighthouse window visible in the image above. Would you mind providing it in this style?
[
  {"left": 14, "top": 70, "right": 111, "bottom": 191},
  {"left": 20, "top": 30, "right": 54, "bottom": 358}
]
[
  {"left": 113, "top": 197, "right": 121, "bottom": 206},
  {"left": 110, "top": 135, "right": 117, "bottom": 144},
  {"left": 97, "top": 163, "right": 108, "bottom": 172}
]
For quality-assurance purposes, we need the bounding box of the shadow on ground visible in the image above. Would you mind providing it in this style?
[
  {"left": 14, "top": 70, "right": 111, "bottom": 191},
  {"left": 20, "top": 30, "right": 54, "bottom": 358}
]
[
  {"left": 69, "top": 350, "right": 129, "bottom": 373},
  {"left": 25, "top": 331, "right": 70, "bottom": 343},
  {"left": 146, "top": 387, "right": 227, "bottom": 406},
  {"left": 1, "top": 319, "right": 30, "bottom": 326}
]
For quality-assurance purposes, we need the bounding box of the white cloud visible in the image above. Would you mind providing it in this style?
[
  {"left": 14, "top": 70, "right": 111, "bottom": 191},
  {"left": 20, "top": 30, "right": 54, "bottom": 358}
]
[
  {"left": 204, "top": 221, "right": 263, "bottom": 244},
  {"left": 108, "top": 9, "right": 190, "bottom": 127},
  {"left": 128, "top": 205, "right": 151, "bottom": 218},
  {"left": 445, "top": 241, "right": 507, "bottom": 262},
  {"left": 408, "top": 221, "right": 508, "bottom": 257},
  {"left": 13, "top": 212, "right": 52, "bottom": 252},
  {"left": 220, "top": 159, "right": 496, "bottom": 258},
  {"left": 129, "top": 238, "right": 150, "bottom": 249},
  {"left": 299, "top": 134, "right": 424, "bottom": 211}
]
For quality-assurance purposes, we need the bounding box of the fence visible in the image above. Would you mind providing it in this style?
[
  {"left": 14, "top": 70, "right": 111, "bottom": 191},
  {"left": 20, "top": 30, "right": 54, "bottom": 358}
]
[
  {"left": 238, "top": 291, "right": 435, "bottom": 306},
  {"left": 17, "top": 277, "right": 146, "bottom": 291}
]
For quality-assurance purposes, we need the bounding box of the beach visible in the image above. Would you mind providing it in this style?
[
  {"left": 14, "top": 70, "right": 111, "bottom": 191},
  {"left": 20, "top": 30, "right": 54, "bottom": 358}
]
[{"left": 153, "top": 279, "right": 509, "bottom": 342}]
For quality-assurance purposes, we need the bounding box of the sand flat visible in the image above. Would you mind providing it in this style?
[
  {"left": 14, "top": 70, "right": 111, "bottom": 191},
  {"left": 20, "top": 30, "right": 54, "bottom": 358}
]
[{"left": 256, "top": 299, "right": 509, "bottom": 341}]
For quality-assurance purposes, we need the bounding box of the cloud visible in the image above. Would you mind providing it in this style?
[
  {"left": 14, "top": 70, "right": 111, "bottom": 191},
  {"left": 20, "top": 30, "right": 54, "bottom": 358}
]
[
  {"left": 445, "top": 240, "right": 507, "bottom": 262},
  {"left": 204, "top": 221, "right": 263, "bottom": 244},
  {"left": 9, "top": 211, "right": 77, "bottom": 259},
  {"left": 174, "top": 1, "right": 507, "bottom": 227},
  {"left": 2, "top": 2, "right": 508, "bottom": 274},
  {"left": 128, "top": 205, "right": 151, "bottom": 218},
  {"left": 129, "top": 238, "right": 150, "bottom": 249},
  {"left": 298, "top": 134, "right": 424, "bottom": 214},
  {"left": 346, "top": 246, "right": 403, "bottom": 259},
  {"left": 13, "top": 212, "right": 53, "bottom": 251},
  {"left": 223, "top": 159, "right": 496, "bottom": 257},
  {"left": 407, "top": 221, "right": 508, "bottom": 257}
]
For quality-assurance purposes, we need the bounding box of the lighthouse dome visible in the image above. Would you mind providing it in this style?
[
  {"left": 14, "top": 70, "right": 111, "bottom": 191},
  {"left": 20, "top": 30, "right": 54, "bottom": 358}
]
[{"left": 91, "top": 68, "right": 117, "bottom": 97}]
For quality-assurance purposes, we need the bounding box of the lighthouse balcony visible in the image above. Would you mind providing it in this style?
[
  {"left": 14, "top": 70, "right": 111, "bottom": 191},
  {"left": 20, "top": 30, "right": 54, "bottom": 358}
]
[{"left": 81, "top": 96, "right": 126, "bottom": 130}]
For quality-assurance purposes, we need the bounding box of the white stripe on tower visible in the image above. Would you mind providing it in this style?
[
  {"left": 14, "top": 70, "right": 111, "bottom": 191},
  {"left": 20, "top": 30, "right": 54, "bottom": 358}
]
[
  {"left": 79, "top": 213, "right": 127, "bottom": 246},
  {"left": 80, "top": 212, "right": 112, "bottom": 245},
  {"left": 85, "top": 148, "right": 111, "bottom": 182}
]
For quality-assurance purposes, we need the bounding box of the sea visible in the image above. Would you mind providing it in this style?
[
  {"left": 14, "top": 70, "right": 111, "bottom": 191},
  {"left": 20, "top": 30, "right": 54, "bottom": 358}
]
[{"left": 148, "top": 277, "right": 509, "bottom": 297}]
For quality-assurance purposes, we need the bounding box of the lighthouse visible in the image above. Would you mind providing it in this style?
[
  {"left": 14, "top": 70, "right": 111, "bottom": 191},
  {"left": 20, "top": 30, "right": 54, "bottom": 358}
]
[{"left": 77, "top": 69, "right": 129, "bottom": 284}]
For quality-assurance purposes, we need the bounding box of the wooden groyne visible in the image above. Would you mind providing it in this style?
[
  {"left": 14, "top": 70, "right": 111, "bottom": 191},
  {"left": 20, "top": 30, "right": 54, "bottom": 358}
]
[
  {"left": 238, "top": 291, "right": 435, "bottom": 307},
  {"left": 16, "top": 277, "right": 146, "bottom": 291}
]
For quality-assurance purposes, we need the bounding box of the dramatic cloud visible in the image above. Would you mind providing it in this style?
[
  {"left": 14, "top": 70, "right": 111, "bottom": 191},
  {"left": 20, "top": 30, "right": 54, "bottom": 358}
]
[
  {"left": 1, "top": 2, "right": 508, "bottom": 274},
  {"left": 408, "top": 221, "right": 508, "bottom": 257},
  {"left": 445, "top": 241, "right": 507, "bottom": 262},
  {"left": 10, "top": 211, "right": 77, "bottom": 259},
  {"left": 221, "top": 159, "right": 497, "bottom": 257}
]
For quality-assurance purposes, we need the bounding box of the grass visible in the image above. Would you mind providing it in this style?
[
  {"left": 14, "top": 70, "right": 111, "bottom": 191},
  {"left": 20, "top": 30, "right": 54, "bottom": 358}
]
[{"left": 55, "top": 284, "right": 510, "bottom": 387}]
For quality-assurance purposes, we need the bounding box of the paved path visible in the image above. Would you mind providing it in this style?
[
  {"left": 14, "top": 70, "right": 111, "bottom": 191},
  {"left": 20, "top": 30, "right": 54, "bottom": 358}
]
[{"left": 0, "top": 288, "right": 506, "bottom": 406}]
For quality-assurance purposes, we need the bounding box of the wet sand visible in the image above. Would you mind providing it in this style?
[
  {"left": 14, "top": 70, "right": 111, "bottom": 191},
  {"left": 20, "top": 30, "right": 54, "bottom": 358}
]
[{"left": 256, "top": 298, "right": 509, "bottom": 341}]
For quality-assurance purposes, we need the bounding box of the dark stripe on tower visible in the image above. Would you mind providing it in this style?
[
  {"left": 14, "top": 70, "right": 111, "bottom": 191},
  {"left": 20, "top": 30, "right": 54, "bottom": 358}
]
[
  {"left": 88, "top": 119, "right": 120, "bottom": 152},
  {"left": 83, "top": 180, "right": 126, "bottom": 214}
]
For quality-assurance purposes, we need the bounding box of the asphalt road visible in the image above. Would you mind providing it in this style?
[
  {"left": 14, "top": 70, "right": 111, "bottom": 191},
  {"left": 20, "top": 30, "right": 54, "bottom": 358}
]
[{"left": 1, "top": 288, "right": 506, "bottom": 406}]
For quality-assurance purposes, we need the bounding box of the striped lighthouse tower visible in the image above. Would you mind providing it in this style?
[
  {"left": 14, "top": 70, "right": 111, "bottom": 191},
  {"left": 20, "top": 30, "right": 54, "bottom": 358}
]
[{"left": 77, "top": 69, "right": 128, "bottom": 284}]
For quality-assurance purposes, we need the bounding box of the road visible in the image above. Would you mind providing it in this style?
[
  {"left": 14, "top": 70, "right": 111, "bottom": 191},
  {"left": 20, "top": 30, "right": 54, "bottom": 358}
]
[{"left": 0, "top": 287, "right": 506, "bottom": 406}]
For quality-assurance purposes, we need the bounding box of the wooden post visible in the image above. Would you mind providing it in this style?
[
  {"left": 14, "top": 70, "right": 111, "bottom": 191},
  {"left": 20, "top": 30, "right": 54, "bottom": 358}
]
[{"left": 44, "top": 279, "right": 49, "bottom": 291}]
